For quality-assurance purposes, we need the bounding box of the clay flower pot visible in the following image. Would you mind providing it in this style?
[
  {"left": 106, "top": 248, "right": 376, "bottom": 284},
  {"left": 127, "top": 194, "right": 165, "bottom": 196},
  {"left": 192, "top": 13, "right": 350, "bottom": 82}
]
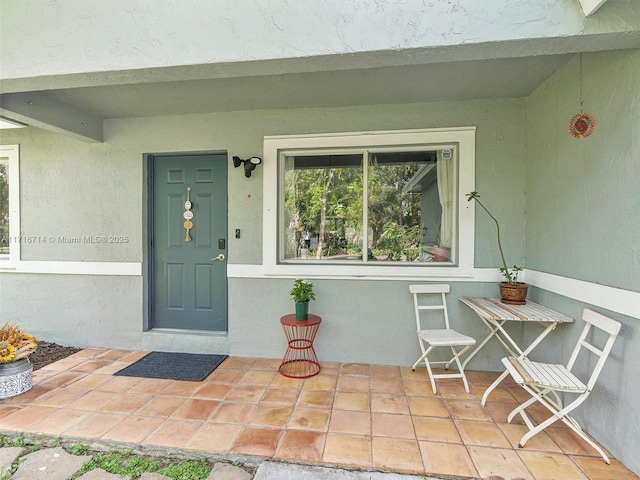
[
  {"left": 499, "top": 282, "right": 529, "bottom": 305},
  {"left": 431, "top": 246, "right": 451, "bottom": 262}
]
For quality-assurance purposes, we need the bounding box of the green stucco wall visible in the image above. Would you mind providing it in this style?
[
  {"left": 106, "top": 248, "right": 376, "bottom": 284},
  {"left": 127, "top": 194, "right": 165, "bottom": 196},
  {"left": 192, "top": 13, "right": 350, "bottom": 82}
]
[
  {"left": 0, "top": 97, "right": 526, "bottom": 367},
  {"left": 1, "top": 49, "right": 639, "bottom": 474},
  {"left": 525, "top": 49, "right": 640, "bottom": 291},
  {"left": 524, "top": 49, "right": 640, "bottom": 475},
  {"left": 1, "top": 98, "right": 527, "bottom": 267}
]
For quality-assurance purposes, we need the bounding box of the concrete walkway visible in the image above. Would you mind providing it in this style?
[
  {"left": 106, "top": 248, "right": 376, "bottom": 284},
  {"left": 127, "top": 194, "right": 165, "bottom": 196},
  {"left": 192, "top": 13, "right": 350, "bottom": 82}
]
[
  {"left": 0, "top": 446, "right": 438, "bottom": 480},
  {"left": 254, "top": 462, "right": 432, "bottom": 479}
]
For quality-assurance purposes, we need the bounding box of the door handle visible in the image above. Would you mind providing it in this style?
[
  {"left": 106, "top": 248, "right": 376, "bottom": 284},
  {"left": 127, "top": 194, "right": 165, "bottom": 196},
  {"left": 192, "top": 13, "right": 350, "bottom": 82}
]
[{"left": 211, "top": 254, "right": 225, "bottom": 262}]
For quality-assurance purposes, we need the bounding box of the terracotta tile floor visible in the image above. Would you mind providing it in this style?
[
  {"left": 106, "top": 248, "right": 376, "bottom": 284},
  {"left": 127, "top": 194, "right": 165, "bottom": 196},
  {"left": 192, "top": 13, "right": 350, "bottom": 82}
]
[{"left": 1, "top": 347, "right": 638, "bottom": 480}]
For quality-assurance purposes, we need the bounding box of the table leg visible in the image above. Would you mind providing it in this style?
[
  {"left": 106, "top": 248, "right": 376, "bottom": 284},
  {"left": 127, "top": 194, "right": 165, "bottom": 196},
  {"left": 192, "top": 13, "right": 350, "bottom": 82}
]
[
  {"left": 481, "top": 321, "right": 560, "bottom": 404},
  {"left": 489, "top": 318, "right": 526, "bottom": 358},
  {"left": 462, "top": 318, "right": 521, "bottom": 369},
  {"left": 521, "top": 322, "right": 558, "bottom": 357}
]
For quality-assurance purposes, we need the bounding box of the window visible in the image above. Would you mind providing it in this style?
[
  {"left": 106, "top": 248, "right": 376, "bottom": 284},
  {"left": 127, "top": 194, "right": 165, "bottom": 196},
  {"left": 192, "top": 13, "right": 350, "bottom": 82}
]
[
  {"left": 282, "top": 149, "right": 454, "bottom": 263},
  {"left": 0, "top": 145, "right": 20, "bottom": 266},
  {"left": 263, "top": 128, "right": 476, "bottom": 277}
]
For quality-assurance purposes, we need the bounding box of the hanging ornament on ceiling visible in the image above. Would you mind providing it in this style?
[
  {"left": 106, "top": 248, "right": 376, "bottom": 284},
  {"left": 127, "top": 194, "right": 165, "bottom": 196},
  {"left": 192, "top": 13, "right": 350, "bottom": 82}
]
[{"left": 568, "top": 53, "right": 596, "bottom": 139}]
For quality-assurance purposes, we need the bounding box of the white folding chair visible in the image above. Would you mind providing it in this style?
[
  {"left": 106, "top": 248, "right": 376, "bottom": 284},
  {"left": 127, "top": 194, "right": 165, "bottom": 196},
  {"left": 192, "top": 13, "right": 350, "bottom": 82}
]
[
  {"left": 410, "top": 284, "right": 476, "bottom": 393},
  {"left": 481, "top": 308, "right": 621, "bottom": 463}
]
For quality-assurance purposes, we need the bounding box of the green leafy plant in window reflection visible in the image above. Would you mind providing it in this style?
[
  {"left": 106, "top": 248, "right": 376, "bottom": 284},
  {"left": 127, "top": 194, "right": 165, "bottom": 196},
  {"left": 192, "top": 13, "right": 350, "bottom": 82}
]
[
  {"left": 378, "top": 222, "right": 423, "bottom": 261},
  {"left": 289, "top": 279, "right": 316, "bottom": 303},
  {"left": 466, "top": 192, "right": 523, "bottom": 284}
]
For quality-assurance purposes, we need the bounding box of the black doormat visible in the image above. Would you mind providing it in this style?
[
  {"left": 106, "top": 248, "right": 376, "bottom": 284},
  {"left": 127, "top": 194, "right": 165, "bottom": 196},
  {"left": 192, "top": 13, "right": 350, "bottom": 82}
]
[{"left": 115, "top": 351, "right": 229, "bottom": 382}]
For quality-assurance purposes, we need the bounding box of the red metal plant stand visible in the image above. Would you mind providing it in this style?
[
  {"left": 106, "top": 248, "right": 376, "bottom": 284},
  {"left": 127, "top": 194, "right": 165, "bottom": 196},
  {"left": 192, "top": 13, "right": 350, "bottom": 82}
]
[{"left": 278, "top": 314, "right": 322, "bottom": 378}]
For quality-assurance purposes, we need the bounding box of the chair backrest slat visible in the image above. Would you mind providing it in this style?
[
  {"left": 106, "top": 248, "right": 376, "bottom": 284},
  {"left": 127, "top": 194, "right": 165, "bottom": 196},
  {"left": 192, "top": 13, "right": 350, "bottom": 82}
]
[
  {"left": 411, "top": 284, "right": 450, "bottom": 330},
  {"left": 583, "top": 308, "right": 622, "bottom": 335},
  {"left": 567, "top": 309, "right": 621, "bottom": 391},
  {"left": 580, "top": 340, "right": 604, "bottom": 357},
  {"left": 409, "top": 284, "right": 450, "bottom": 294}
]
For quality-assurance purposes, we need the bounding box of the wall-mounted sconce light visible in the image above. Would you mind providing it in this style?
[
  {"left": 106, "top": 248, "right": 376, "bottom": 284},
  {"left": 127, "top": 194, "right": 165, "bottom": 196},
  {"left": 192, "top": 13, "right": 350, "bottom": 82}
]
[{"left": 233, "top": 156, "right": 262, "bottom": 178}]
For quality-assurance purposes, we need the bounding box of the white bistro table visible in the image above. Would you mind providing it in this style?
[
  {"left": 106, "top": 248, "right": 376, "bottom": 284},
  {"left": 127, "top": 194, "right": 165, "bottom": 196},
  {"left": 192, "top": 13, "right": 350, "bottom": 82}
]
[{"left": 459, "top": 297, "right": 574, "bottom": 370}]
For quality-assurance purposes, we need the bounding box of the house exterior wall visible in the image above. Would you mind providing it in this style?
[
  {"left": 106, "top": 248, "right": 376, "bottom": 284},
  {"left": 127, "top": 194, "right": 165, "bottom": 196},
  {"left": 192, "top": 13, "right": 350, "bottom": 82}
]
[
  {"left": 525, "top": 50, "right": 640, "bottom": 292},
  {"left": 0, "top": 98, "right": 526, "bottom": 369},
  {"left": 3, "top": 0, "right": 637, "bottom": 87},
  {"left": 1, "top": 0, "right": 638, "bottom": 470},
  {"left": 524, "top": 49, "right": 640, "bottom": 474}
]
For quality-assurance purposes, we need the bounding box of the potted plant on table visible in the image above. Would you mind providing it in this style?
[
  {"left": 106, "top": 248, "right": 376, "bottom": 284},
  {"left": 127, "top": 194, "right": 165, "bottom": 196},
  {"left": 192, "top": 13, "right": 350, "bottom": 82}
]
[
  {"left": 290, "top": 279, "right": 316, "bottom": 320},
  {"left": 466, "top": 192, "right": 528, "bottom": 304},
  {"left": 0, "top": 322, "right": 38, "bottom": 399}
]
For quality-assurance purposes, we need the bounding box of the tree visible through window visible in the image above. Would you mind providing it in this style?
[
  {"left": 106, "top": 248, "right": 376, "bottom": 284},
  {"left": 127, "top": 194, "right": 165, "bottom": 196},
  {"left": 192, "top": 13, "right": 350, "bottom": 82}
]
[{"left": 282, "top": 149, "right": 454, "bottom": 264}]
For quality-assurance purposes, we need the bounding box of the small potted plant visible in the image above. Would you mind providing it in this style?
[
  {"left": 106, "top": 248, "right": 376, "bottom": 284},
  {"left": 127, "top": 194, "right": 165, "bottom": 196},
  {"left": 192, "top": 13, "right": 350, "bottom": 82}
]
[
  {"left": 290, "top": 279, "right": 316, "bottom": 320},
  {"left": 466, "top": 192, "right": 528, "bottom": 304},
  {"left": 0, "top": 322, "right": 38, "bottom": 399}
]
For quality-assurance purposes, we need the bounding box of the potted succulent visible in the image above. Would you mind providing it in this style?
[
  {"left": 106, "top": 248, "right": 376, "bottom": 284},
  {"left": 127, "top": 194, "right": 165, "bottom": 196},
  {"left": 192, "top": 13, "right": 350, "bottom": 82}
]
[
  {"left": 466, "top": 192, "right": 528, "bottom": 304},
  {"left": 0, "top": 322, "right": 38, "bottom": 399},
  {"left": 290, "top": 279, "right": 316, "bottom": 320}
]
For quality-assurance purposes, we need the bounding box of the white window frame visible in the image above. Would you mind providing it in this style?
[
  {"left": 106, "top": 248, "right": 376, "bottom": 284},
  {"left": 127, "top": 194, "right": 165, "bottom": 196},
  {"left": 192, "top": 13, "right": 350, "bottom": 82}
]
[
  {"left": 0, "top": 144, "right": 20, "bottom": 268},
  {"left": 263, "top": 127, "right": 476, "bottom": 279}
]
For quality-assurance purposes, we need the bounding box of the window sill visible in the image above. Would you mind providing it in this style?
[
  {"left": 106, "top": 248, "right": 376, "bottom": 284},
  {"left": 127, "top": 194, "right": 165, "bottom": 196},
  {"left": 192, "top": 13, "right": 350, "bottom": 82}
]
[
  {"left": 0, "top": 257, "right": 17, "bottom": 270},
  {"left": 228, "top": 263, "right": 480, "bottom": 281}
]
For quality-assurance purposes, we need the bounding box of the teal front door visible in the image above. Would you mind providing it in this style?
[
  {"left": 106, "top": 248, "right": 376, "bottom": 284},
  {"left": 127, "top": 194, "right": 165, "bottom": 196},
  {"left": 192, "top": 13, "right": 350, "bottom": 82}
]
[{"left": 150, "top": 153, "right": 228, "bottom": 331}]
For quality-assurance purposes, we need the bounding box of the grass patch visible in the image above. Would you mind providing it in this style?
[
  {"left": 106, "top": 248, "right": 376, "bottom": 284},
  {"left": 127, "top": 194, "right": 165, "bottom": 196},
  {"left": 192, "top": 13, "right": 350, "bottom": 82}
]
[
  {"left": 70, "top": 444, "right": 90, "bottom": 456},
  {"left": 0, "top": 436, "right": 41, "bottom": 478},
  {"left": 70, "top": 449, "right": 160, "bottom": 479},
  {"left": 70, "top": 449, "right": 216, "bottom": 479},
  {"left": 158, "top": 459, "right": 210, "bottom": 479},
  {"left": 0, "top": 436, "right": 26, "bottom": 448},
  {"left": 0, "top": 436, "right": 255, "bottom": 480}
]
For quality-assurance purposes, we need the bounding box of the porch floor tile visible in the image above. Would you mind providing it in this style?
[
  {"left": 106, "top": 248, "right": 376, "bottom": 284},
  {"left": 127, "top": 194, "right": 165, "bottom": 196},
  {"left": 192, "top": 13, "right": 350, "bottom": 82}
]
[{"left": 0, "top": 348, "right": 637, "bottom": 480}]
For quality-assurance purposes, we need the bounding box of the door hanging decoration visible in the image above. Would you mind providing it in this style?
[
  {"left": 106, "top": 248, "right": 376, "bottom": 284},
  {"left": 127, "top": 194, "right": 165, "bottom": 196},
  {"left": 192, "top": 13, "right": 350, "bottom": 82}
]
[
  {"left": 184, "top": 187, "right": 194, "bottom": 242},
  {"left": 568, "top": 53, "right": 596, "bottom": 139}
]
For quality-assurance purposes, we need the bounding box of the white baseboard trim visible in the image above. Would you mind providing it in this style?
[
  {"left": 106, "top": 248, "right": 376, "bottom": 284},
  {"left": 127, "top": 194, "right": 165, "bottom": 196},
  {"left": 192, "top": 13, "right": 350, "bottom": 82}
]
[
  {"left": 0, "top": 261, "right": 142, "bottom": 276},
  {"left": 1, "top": 261, "right": 637, "bottom": 319},
  {"left": 228, "top": 264, "right": 639, "bottom": 319},
  {"left": 524, "top": 270, "right": 640, "bottom": 320}
]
